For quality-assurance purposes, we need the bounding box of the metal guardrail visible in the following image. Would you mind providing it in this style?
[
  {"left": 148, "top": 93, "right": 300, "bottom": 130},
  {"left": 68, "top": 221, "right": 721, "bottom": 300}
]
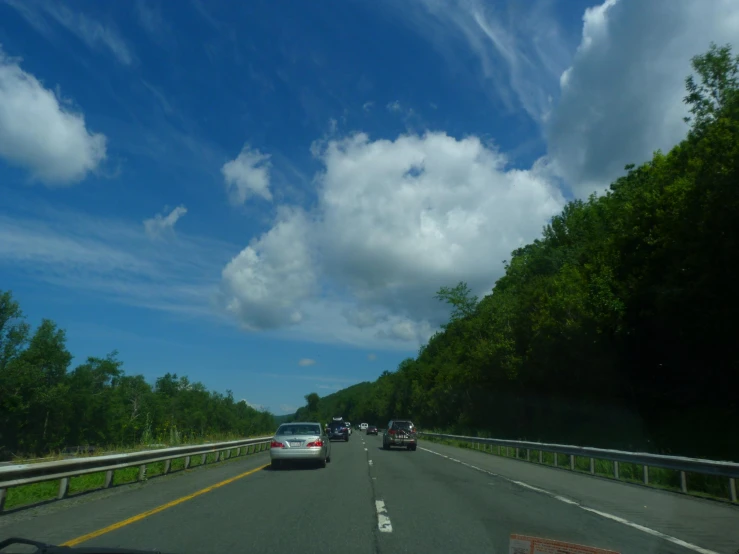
[
  {"left": 0, "top": 436, "right": 272, "bottom": 511},
  {"left": 419, "top": 432, "right": 739, "bottom": 503}
]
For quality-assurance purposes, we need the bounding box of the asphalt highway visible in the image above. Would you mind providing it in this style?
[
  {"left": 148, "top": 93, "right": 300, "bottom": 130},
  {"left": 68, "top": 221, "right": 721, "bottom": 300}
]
[{"left": 1, "top": 433, "right": 737, "bottom": 554}]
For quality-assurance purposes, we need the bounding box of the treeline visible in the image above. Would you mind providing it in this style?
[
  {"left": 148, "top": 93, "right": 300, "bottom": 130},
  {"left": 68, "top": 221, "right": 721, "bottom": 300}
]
[
  {"left": 296, "top": 44, "right": 739, "bottom": 460},
  {"left": 0, "top": 291, "right": 276, "bottom": 459}
]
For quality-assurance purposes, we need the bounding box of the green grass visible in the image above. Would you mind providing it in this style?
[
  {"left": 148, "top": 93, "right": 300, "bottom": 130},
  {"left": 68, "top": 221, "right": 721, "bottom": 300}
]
[
  {"left": 2, "top": 438, "right": 270, "bottom": 511},
  {"left": 419, "top": 435, "right": 736, "bottom": 503}
]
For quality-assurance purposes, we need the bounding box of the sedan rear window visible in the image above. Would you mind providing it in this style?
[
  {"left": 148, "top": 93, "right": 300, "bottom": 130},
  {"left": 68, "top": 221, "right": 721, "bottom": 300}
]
[{"left": 277, "top": 425, "right": 321, "bottom": 436}]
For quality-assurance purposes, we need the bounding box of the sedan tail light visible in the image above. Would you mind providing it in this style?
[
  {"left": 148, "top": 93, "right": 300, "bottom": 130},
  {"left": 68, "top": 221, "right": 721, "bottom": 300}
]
[
  {"left": 388, "top": 429, "right": 396, "bottom": 435},
  {"left": 306, "top": 439, "right": 324, "bottom": 447},
  {"left": 270, "top": 440, "right": 284, "bottom": 448}
]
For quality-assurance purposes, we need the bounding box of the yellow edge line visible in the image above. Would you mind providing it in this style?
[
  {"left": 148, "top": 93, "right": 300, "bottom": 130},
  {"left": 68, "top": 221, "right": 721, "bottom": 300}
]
[{"left": 61, "top": 463, "right": 270, "bottom": 547}]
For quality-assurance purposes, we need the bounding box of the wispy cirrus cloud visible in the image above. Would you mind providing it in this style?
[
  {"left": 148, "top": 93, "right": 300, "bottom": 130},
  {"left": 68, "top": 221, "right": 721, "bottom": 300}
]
[
  {"left": 2, "top": 0, "right": 134, "bottom": 66},
  {"left": 298, "top": 358, "right": 317, "bottom": 367},
  {"left": 0, "top": 196, "right": 236, "bottom": 318},
  {"left": 383, "top": 0, "right": 572, "bottom": 123}
]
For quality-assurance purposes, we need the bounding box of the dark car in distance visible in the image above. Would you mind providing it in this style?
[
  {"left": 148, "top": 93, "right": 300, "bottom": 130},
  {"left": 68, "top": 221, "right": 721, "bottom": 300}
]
[
  {"left": 382, "top": 420, "right": 417, "bottom": 451},
  {"left": 366, "top": 425, "right": 378, "bottom": 435},
  {"left": 328, "top": 420, "right": 349, "bottom": 441}
]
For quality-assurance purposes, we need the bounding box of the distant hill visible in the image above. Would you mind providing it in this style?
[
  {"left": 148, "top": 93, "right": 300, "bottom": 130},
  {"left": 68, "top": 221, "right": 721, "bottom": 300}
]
[{"left": 273, "top": 413, "right": 295, "bottom": 425}]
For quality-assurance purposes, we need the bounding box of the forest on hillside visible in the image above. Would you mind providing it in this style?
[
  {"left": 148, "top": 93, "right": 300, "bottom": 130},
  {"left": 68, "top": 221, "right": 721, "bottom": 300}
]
[
  {"left": 0, "top": 291, "right": 276, "bottom": 460},
  {"left": 295, "top": 44, "right": 739, "bottom": 461}
]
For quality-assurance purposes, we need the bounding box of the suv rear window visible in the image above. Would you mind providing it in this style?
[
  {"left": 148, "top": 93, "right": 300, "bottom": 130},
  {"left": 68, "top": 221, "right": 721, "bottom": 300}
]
[
  {"left": 391, "top": 421, "right": 414, "bottom": 431},
  {"left": 329, "top": 421, "right": 345, "bottom": 430}
]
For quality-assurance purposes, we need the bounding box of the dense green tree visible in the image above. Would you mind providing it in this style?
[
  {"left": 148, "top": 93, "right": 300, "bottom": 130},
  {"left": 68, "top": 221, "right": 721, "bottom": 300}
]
[{"left": 0, "top": 294, "right": 277, "bottom": 459}]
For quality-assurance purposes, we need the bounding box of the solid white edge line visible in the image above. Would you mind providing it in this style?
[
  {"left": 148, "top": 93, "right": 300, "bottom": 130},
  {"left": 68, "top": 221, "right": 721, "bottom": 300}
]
[
  {"left": 418, "top": 447, "right": 719, "bottom": 554},
  {"left": 375, "top": 500, "right": 393, "bottom": 533}
]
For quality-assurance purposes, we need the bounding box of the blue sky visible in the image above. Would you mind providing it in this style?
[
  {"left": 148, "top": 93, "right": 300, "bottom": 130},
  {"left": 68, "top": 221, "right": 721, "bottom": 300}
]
[{"left": 0, "top": 0, "right": 736, "bottom": 414}]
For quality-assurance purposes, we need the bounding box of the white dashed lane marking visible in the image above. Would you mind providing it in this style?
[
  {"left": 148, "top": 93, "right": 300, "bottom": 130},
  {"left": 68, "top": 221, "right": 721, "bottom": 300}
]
[
  {"left": 420, "top": 447, "right": 719, "bottom": 554},
  {"left": 375, "top": 500, "right": 393, "bottom": 533}
]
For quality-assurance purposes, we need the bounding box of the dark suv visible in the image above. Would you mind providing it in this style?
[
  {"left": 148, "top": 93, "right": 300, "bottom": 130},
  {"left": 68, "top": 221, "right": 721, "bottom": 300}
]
[
  {"left": 328, "top": 421, "right": 349, "bottom": 441},
  {"left": 382, "top": 420, "right": 417, "bottom": 451}
]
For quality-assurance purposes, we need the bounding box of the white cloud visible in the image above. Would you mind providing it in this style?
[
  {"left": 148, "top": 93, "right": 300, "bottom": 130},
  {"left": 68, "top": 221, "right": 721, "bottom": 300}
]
[
  {"left": 386, "top": 100, "right": 402, "bottom": 112},
  {"left": 278, "top": 404, "right": 297, "bottom": 414},
  {"left": 242, "top": 399, "right": 265, "bottom": 411},
  {"left": 3, "top": 0, "right": 133, "bottom": 65},
  {"left": 222, "top": 145, "right": 273, "bottom": 203},
  {"left": 143, "top": 205, "right": 188, "bottom": 239},
  {"left": 219, "top": 131, "right": 564, "bottom": 347},
  {"left": 363, "top": 101, "right": 374, "bottom": 112},
  {"left": 547, "top": 0, "right": 739, "bottom": 197},
  {"left": 298, "top": 358, "right": 317, "bottom": 367},
  {"left": 219, "top": 206, "right": 318, "bottom": 329},
  {"left": 367, "top": 353, "right": 377, "bottom": 361},
  {"left": 0, "top": 48, "right": 107, "bottom": 185}
]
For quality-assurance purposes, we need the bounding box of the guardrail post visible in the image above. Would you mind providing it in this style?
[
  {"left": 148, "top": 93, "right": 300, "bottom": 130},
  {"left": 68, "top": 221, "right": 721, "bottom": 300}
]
[
  {"left": 184, "top": 455, "right": 191, "bottom": 469},
  {"left": 538, "top": 450, "right": 542, "bottom": 464},
  {"left": 730, "top": 478, "right": 737, "bottom": 503},
  {"left": 139, "top": 464, "right": 147, "bottom": 481},
  {"left": 680, "top": 471, "right": 687, "bottom": 493},
  {"left": 614, "top": 461, "right": 619, "bottom": 479},
  {"left": 643, "top": 465, "right": 649, "bottom": 485},
  {"left": 526, "top": 449, "right": 530, "bottom": 462},
  {"left": 58, "top": 477, "right": 70, "bottom": 499},
  {"left": 163, "top": 460, "right": 171, "bottom": 474},
  {"left": 590, "top": 458, "right": 595, "bottom": 474},
  {"left": 515, "top": 447, "right": 519, "bottom": 459},
  {"left": 554, "top": 454, "right": 558, "bottom": 467},
  {"left": 201, "top": 453, "right": 207, "bottom": 465},
  {"left": 570, "top": 455, "right": 575, "bottom": 470},
  {"left": 497, "top": 445, "right": 501, "bottom": 456},
  {"left": 237, "top": 447, "right": 242, "bottom": 456},
  {"left": 104, "top": 469, "right": 114, "bottom": 488},
  {"left": 0, "top": 488, "right": 6, "bottom": 511}
]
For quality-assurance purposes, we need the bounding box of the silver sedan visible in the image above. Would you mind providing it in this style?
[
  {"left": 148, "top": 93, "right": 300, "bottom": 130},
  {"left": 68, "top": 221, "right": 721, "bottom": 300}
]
[{"left": 269, "top": 422, "right": 331, "bottom": 469}]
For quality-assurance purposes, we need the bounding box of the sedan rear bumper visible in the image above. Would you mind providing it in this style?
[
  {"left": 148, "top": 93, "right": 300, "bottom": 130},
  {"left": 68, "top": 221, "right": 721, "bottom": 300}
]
[{"left": 270, "top": 447, "right": 325, "bottom": 461}]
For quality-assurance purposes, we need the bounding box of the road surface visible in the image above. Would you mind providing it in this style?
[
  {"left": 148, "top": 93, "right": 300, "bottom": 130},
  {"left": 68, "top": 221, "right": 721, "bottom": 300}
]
[{"left": 1, "top": 434, "right": 737, "bottom": 553}]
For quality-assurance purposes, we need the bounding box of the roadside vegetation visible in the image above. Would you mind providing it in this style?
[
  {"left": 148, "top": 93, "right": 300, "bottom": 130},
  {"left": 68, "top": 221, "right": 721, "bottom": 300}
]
[
  {"left": 0, "top": 293, "right": 277, "bottom": 462},
  {"left": 296, "top": 44, "right": 739, "bottom": 465}
]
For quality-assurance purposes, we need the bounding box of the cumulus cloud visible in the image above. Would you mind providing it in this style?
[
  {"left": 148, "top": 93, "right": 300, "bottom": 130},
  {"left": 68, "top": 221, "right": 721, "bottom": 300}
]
[
  {"left": 298, "top": 358, "right": 317, "bottom": 366},
  {"left": 0, "top": 47, "right": 107, "bottom": 185},
  {"left": 547, "top": 0, "right": 739, "bottom": 197},
  {"left": 143, "top": 205, "right": 188, "bottom": 239},
  {"left": 219, "top": 131, "right": 564, "bottom": 346},
  {"left": 221, "top": 145, "right": 273, "bottom": 203},
  {"left": 367, "top": 353, "right": 377, "bottom": 361},
  {"left": 219, "top": 206, "right": 318, "bottom": 330}
]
